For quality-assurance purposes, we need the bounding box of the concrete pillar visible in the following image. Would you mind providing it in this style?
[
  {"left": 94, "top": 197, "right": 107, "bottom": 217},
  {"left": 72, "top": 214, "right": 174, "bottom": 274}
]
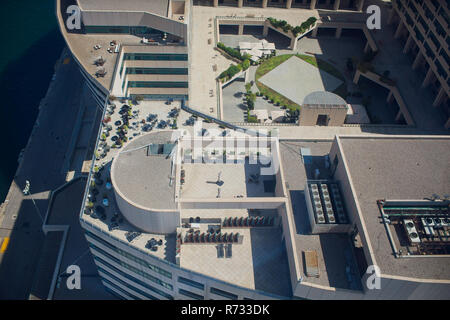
[
  {"left": 421, "top": 68, "right": 434, "bottom": 88},
  {"left": 262, "top": 0, "right": 268, "bottom": 8},
  {"left": 445, "top": 117, "right": 450, "bottom": 130},
  {"left": 289, "top": 36, "right": 298, "bottom": 50},
  {"left": 238, "top": 24, "right": 244, "bottom": 35},
  {"left": 412, "top": 51, "right": 423, "bottom": 70},
  {"left": 432, "top": 87, "right": 446, "bottom": 107},
  {"left": 312, "top": 27, "right": 318, "bottom": 37},
  {"left": 213, "top": 0, "right": 218, "bottom": 7},
  {"left": 310, "top": 0, "right": 317, "bottom": 9},
  {"left": 238, "top": 0, "right": 243, "bottom": 7},
  {"left": 402, "top": 34, "right": 413, "bottom": 54},
  {"left": 263, "top": 22, "right": 269, "bottom": 36},
  {"left": 335, "top": 27, "right": 342, "bottom": 38},
  {"left": 387, "top": 90, "right": 394, "bottom": 103},
  {"left": 357, "top": 0, "right": 364, "bottom": 11},
  {"left": 286, "top": 0, "right": 292, "bottom": 9},
  {"left": 395, "top": 109, "right": 403, "bottom": 122},
  {"left": 353, "top": 69, "right": 361, "bottom": 84},
  {"left": 364, "top": 41, "right": 371, "bottom": 54},
  {"left": 394, "top": 20, "right": 404, "bottom": 39},
  {"left": 334, "top": 0, "right": 340, "bottom": 10},
  {"left": 387, "top": 8, "right": 396, "bottom": 25}
]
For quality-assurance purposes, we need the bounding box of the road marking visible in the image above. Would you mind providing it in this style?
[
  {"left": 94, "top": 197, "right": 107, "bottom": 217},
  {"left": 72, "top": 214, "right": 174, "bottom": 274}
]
[{"left": 0, "top": 237, "right": 9, "bottom": 253}]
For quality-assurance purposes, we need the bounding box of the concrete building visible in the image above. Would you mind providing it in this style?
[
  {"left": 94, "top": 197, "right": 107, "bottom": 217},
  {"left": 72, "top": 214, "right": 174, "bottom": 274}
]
[
  {"left": 82, "top": 127, "right": 450, "bottom": 300},
  {"left": 56, "top": 0, "right": 189, "bottom": 104},
  {"left": 389, "top": 0, "right": 450, "bottom": 128},
  {"left": 56, "top": 0, "right": 450, "bottom": 300},
  {"left": 195, "top": 0, "right": 366, "bottom": 12},
  {"left": 299, "top": 91, "right": 348, "bottom": 126}
]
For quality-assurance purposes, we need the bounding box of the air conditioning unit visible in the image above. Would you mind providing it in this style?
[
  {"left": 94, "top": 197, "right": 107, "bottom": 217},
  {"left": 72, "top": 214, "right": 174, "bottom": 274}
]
[
  {"left": 421, "top": 218, "right": 435, "bottom": 236},
  {"left": 404, "top": 219, "right": 420, "bottom": 244}
]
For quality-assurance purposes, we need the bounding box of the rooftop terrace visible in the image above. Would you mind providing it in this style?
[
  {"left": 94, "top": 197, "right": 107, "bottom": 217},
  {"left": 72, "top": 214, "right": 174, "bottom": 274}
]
[
  {"left": 338, "top": 136, "right": 450, "bottom": 280},
  {"left": 279, "top": 140, "right": 362, "bottom": 290}
]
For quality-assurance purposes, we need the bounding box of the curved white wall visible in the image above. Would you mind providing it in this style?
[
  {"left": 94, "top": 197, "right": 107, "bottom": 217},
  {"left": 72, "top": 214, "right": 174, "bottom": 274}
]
[{"left": 114, "top": 188, "right": 180, "bottom": 234}]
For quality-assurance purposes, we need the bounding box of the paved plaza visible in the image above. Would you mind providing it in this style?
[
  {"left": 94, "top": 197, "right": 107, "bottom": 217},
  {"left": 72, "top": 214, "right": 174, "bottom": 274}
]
[{"left": 259, "top": 56, "right": 343, "bottom": 106}]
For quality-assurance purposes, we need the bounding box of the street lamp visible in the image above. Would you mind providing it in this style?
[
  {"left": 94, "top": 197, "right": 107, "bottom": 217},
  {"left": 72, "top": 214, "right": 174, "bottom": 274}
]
[{"left": 22, "top": 180, "right": 44, "bottom": 224}]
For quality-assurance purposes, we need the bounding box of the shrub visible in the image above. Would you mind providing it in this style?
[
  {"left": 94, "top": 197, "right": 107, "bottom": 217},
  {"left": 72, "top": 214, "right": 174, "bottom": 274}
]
[
  {"left": 217, "top": 42, "right": 245, "bottom": 61},
  {"left": 242, "top": 59, "right": 250, "bottom": 71}
]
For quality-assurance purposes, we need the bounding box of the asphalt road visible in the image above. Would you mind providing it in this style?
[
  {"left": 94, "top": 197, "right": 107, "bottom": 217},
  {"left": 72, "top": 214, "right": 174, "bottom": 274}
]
[{"left": 0, "top": 48, "right": 86, "bottom": 299}]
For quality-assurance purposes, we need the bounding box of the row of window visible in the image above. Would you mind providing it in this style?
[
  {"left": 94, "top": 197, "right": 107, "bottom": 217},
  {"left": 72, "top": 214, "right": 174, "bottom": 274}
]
[
  {"left": 94, "top": 255, "right": 174, "bottom": 299},
  {"left": 128, "top": 81, "right": 188, "bottom": 88},
  {"left": 179, "top": 289, "right": 204, "bottom": 300},
  {"left": 210, "top": 287, "right": 238, "bottom": 300},
  {"left": 90, "top": 242, "right": 173, "bottom": 291},
  {"left": 102, "top": 275, "right": 149, "bottom": 300},
  {"left": 123, "top": 53, "right": 188, "bottom": 61},
  {"left": 85, "top": 26, "right": 164, "bottom": 36},
  {"left": 125, "top": 67, "right": 188, "bottom": 75},
  {"left": 178, "top": 276, "right": 205, "bottom": 290},
  {"left": 85, "top": 230, "right": 172, "bottom": 279},
  {"left": 99, "top": 267, "right": 158, "bottom": 300},
  {"left": 85, "top": 230, "right": 242, "bottom": 301}
]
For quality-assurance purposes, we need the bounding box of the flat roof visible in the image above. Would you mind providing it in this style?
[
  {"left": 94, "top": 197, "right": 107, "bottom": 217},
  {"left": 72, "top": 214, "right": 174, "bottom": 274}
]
[
  {"left": 279, "top": 140, "right": 360, "bottom": 290},
  {"left": 178, "top": 209, "right": 291, "bottom": 297},
  {"left": 338, "top": 136, "right": 450, "bottom": 280},
  {"left": 303, "top": 91, "right": 347, "bottom": 108},
  {"left": 77, "top": 0, "right": 170, "bottom": 18},
  {"left": 111, "top": 131, "right": 178, "bottom": 210}
]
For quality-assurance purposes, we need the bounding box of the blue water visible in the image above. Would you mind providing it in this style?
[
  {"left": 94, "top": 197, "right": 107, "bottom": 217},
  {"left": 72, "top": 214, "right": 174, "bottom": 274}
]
[{"left": 0, "top": 0, "right": 64, "bottom": 201}]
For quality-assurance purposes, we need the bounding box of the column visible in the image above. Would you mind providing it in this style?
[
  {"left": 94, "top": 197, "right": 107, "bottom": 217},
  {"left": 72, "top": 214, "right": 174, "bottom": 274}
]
[
  {"left": 289, "top": 36, "right": 298, "bottom": 50},
  {"left": 335, "top": 27, "right": 342, "bottom": 38},
  {"left": 412, "top": 51, "right": 423, "bottom": 70},
  {"left": 213, "top": 0, "right": 218, "bottom": 7},
  {"left": 353, "top": 69, "right": 361, "bottom": 84},
  {"left": 263, "top": 22, "right": 269, "bottom": 36},
  {"left": 395, "top": 110, "right": 403, "bottom": 122},
  {"left": 334, "top": 0, "right": 340, "bottom": 10},
  {"left": 445, "top": 117, "right": 450, "bottom": 130},
  {"left": 238, "top": 24, "right": 244, "bottom": 35},
  {"left": 310, "top": 0, "right": 317, "bottom": 9},
  {"left": 357, "top": 0, "right": 364, "bottom": 11},
  {"left": 386, "top": 90, "right": 394, "bottom": 103},
  {"left": 286, "top": 0, "right": 292, "bottom": 9},
  {"left": 387, "top": 8, "right": 396, "bottom": 25},
  {"left": 432, "top": 87, "right": 446, "bottom": 107},
  {"left": 421, "top": 68, "right": 434, "bottom": 88},
  {"left": 364, "top": 41, "right": 371, "bottom": 54},
  {"left": 402, "top": 34, "right": 413, "bottom": 54},
  {"left": 262, "top": 0, "right": 268, "bottom": 8},
  {"left": 312, "top": 27, "right": 318, "bottom": 37},
  {"left": 394, "top": 20, "right": 404, "bottom": 39},
  {"left": 238, "top": 0, "right": 243, "bottom": 7}
]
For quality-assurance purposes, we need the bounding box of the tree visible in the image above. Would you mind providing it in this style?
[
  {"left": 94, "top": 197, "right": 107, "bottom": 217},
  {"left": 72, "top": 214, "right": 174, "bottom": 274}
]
[{"left": 242, "top": 59, "right": 250, "bottom": 71}]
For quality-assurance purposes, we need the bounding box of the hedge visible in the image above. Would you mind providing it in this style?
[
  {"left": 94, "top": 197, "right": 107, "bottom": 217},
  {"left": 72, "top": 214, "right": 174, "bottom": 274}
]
[{"left": 268, "top": 16, "right": 317, "bottom": 37}]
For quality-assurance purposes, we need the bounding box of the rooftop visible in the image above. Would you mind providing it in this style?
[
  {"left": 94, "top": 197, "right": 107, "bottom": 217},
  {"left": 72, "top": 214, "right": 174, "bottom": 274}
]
[
  {"left": 279, "top": 140, "right": 361, "bottom": 290},
  {"left": 178, "top": 209, "right": 291, "bottom": 297},
  {"left": 338, "top": 136, "right": 450, "bottom": 280},
  {"left": 77, "top": 0, "right": 169, "bottom": 17},
  {"left": 303, "top": 91, "right": 347, "bottom": 108},
  {"left": 111, "top": 131, "right": 178, "bottom": 211}
]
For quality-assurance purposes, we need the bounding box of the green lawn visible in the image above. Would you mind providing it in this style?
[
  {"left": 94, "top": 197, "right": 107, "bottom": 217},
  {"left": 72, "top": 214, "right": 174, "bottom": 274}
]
[{"left": 254, "top": 54, "right": 348, "bottom": 109}]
